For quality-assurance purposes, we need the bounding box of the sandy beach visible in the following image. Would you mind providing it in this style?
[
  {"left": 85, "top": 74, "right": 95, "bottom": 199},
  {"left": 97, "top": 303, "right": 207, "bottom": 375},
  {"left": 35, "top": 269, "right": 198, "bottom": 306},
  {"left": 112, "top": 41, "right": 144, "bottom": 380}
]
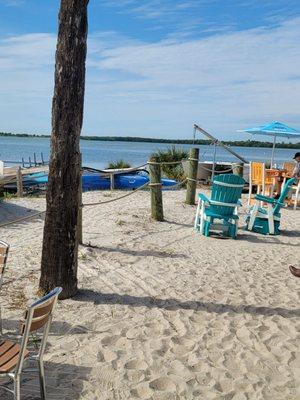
[{"left": 0, "top": 189, "right": 299, "bottom": 400}]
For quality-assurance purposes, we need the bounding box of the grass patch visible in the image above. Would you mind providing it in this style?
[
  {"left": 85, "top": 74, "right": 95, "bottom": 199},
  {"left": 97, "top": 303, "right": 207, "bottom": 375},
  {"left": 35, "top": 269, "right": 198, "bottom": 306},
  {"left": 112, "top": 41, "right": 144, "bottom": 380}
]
[
  {"left": 107, "top": 160, "right": 132, "bottom": 169},
  {"left": 151, "top": 146, "right": 188, "bottom": 181}
]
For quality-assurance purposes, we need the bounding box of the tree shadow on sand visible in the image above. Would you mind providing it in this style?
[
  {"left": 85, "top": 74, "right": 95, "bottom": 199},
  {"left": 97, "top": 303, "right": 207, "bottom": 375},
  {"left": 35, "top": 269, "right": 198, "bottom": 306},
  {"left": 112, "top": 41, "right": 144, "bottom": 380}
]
[
  {"left": 75, "top": 289, "right": 300, "bottom": 319},
  {"left": 0, "top": 201, "right": 44, "bottom": 227},
  {"left": 82, "top": 243, "right": 188, "bottom": 259}
]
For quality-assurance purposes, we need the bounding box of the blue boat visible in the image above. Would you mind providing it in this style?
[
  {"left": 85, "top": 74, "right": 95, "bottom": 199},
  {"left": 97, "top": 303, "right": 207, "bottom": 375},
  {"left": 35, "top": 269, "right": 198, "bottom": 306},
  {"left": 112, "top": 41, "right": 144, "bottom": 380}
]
[{"left": 8, "top": 171, "right": 177, "bottom": 191}]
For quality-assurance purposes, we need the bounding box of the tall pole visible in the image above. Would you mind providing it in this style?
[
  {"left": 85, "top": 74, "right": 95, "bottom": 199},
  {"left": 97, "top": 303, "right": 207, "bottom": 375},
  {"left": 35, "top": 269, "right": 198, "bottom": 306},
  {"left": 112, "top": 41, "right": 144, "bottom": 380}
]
[
  {"left": 271, "top": 135, "right": 276, "bottom": 168},
  {"left": 40, "top": 0, "right": 89, "bottom": 299}
]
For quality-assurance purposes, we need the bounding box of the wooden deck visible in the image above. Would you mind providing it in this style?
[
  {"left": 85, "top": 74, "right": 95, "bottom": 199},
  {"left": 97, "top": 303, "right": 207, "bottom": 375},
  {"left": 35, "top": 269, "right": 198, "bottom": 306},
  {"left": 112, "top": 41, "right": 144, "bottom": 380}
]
[{"left": 0, "top": 164, "right": 49, "bottom": 187}]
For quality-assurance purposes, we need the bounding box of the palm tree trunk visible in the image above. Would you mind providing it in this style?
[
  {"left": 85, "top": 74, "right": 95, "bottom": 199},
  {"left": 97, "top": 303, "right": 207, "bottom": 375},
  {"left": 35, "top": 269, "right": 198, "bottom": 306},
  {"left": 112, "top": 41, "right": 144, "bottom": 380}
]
[{"left": 40, "top": 0, "right": 89, "bottom": 299}]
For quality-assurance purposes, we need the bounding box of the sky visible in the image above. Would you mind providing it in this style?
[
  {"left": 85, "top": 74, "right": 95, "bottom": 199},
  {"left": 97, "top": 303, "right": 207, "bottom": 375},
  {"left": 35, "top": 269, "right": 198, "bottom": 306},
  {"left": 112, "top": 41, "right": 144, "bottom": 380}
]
[{"left": 0, "top": 0, "right": 300, "bottom": 140}]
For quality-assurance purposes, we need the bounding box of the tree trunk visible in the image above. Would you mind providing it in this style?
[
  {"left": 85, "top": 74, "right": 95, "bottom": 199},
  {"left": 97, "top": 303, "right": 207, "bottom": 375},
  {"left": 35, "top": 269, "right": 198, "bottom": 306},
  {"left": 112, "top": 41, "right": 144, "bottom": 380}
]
[{"left": 40, "top": 0, "right": 89, "bottom": 299}]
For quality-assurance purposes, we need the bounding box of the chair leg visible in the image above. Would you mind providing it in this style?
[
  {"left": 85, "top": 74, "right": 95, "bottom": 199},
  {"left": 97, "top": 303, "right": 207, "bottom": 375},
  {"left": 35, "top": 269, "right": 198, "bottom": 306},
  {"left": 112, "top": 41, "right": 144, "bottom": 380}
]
[
  {"left": 0, "top": 305, "right": 2, "bottom": 335},
  {"left": 267, "top": 204, "right": 274, "bottom": 234},
  {"left": 14, "top": 375, "right": 21, "bottom": 400},
  {"left": 294, "top": 186, "right": 300, "bottom": 210},
  {"left": 194, "top": 200, "right": 201, "bottom": 230},
  {"left": 38, "top": 359, "right": 46, "bottom": 400},
  {"left": 248, "top": 203, "right": 259, "bottom": 231}
]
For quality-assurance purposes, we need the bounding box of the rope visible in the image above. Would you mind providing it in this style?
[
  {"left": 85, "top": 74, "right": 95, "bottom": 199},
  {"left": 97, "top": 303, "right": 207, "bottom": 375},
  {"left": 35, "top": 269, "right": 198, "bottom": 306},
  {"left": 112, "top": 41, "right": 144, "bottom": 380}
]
[
  {"left": 186, "top": 177, "right": 197, "bottom": 182},
  {"left": 148, "top": 183, "right": 162, "bottom": 187},
  {"left": 0, "top": 211, "right": 46, "bottom": 229},
  {"left": 82, "top": 181, "right": 150, "bottom": 207},
  {"left": 147, "top": 160, "right": 187, "bottom": 166},
  {"left": 198, "top": 164, "right": 233, "bottom": 173},
  {"left": 164, "top": 178, "right": 187, "bottom": 189},
  {"left": 82, "top": 164, "right": 148, "bottom": 175}
]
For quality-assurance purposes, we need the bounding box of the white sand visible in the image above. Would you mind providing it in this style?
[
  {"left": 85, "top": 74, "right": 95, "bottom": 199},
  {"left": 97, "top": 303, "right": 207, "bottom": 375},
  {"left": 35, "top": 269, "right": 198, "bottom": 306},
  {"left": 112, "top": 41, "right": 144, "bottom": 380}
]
[{"left": 0, "top": 189, "right": 299, "bottom": 399}]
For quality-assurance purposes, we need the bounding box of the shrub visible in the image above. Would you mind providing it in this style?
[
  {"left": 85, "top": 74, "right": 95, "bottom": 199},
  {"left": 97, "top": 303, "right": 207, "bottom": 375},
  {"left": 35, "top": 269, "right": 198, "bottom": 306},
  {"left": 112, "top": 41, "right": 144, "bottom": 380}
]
[
  {"left": 107, "top": 160, "right": 132, "bottom": 169},
  {"left": 151, "top": 146, "right": 188, "bottom": 181}
]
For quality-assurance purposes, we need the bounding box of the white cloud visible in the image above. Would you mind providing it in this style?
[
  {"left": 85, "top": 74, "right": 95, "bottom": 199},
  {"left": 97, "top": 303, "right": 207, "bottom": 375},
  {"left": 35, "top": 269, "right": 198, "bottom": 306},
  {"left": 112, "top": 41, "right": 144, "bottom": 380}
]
[{"left": 0, "top": 18, "right": 300, "bottom": 138}]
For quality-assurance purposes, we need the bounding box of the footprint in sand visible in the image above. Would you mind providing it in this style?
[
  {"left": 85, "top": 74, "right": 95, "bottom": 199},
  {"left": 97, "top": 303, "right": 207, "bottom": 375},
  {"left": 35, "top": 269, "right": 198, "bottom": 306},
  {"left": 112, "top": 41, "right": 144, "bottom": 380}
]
[
  {"left": 171, "top": 336, "right": 196, "bottom": 356},
  {"left": 149, "top": 377, "right": 176, "bottom": 392},
  {"left": 97, "top": 348, "right": 118, "bottom": 363},
  {"left": 125, "top": 359, "right": 148, "bottom": 371}
]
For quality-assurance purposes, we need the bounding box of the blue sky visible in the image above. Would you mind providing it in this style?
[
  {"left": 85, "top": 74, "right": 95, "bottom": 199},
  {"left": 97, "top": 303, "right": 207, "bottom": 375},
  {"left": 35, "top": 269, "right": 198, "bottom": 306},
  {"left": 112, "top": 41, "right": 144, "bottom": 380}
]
[{"left": 0, "top": 0, "right": 300, "bottom": 139}]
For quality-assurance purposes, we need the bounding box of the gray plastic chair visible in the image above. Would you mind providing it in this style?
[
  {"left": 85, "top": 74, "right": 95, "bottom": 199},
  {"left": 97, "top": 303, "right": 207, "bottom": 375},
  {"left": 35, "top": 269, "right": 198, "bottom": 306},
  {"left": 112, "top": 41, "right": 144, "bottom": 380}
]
[{"left": 0, "top": 287, "right": 62, "bottom": 399}]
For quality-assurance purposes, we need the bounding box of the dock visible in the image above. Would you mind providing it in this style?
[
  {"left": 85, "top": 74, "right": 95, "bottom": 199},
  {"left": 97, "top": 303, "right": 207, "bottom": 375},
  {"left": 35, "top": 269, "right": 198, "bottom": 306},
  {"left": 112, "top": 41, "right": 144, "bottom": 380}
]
[{"left": 0, "top": 162, "right": 49, "bottom": 194}]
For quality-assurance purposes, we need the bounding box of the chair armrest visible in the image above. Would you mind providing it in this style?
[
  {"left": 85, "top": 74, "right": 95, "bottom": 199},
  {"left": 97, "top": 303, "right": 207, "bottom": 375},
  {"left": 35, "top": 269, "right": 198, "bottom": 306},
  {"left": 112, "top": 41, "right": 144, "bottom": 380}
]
[
  {"left": 255, "top": 194, "right": 275, "bottom": 204},
  {"left": 198, "top": 193, "right": 210, "bottom": 203},
  {"left": 254, "top": 194, "right": 284, "bottom": 207}
]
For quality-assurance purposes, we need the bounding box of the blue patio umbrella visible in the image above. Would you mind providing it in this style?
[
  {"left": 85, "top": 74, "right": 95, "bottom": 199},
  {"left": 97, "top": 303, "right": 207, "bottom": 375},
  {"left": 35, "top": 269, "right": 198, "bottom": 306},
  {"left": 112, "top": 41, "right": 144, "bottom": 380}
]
[{"left": 238, "top": 121, "right": 300, "bottom": 167}]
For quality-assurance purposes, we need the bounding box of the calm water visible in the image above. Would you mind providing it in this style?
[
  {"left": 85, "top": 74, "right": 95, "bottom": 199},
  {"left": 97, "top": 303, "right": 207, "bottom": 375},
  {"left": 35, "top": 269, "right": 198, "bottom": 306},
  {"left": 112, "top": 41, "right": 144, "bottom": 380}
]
[{"left": 0, "top": 136, "right": 299, "bottom": 169}]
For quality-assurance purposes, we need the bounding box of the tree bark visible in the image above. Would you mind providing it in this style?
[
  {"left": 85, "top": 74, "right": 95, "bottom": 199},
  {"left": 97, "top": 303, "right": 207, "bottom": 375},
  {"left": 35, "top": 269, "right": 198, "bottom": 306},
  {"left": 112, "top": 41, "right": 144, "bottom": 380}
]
[{"left": 40, "top": 0, "right": 89, "bottom": 299}]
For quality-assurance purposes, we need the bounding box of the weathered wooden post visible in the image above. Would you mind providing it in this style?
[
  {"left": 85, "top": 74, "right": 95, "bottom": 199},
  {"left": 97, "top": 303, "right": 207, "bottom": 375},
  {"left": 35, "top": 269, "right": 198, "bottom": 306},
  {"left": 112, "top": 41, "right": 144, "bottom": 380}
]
[
  {"left": 186, "top": 148, "right": 199, "bottom": 205},
  {"left": 16, "top": 166, "right": 23, "bottom": 197},
  {"left": 232, "top": 162, "right": 244, "bottom": 178},
  {"left": 77, "top": 154, "right": 83, "bottom": 245},
  {"left": 149, "top": 156, "right": 163, "bottom": 221},
  {"left": 110, "top": 173, "right": 115, "bottom": 190}
]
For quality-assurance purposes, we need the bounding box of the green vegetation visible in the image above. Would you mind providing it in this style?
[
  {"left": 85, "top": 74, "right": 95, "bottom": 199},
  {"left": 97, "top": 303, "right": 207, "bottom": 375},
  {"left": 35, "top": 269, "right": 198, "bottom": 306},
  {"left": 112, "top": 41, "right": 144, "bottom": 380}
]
[
  {"left": 106, "top": 160, "right": 132, "bottom": 169},
  {"left": 0, "top": 132, "right": 299, "bottom": 149},
  {"left": 151, "top": 146, "right": 188, "bottom": 180}
]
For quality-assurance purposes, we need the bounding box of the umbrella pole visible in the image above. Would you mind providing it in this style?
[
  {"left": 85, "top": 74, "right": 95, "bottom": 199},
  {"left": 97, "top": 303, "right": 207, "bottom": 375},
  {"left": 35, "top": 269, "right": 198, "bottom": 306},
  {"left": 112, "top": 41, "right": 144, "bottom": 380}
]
[{"left": 271, "top": 136, "right": 276, "bottom": 168}]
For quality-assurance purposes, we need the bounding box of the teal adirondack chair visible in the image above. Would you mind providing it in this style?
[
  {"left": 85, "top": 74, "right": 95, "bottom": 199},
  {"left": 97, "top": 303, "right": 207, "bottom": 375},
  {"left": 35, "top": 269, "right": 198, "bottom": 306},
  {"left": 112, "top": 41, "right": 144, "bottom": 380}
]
[
  {"left": 245, "top": 177, "right": 296, "bottom": 235},
  {"left": 194, "top": 174, "right": 245, "bottom": 238}
]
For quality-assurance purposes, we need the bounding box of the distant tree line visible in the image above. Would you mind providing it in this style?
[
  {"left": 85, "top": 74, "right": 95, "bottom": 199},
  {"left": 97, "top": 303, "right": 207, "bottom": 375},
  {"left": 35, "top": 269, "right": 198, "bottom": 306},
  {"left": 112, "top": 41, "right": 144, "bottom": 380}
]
[{"left": 1, "top": 131, "right": 299, "bottom": 149}]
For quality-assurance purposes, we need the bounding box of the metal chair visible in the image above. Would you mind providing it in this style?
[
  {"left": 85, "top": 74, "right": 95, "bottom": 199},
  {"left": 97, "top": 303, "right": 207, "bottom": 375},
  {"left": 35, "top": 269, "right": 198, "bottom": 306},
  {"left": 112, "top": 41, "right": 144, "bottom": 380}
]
[
  {"left": 0, "top": 287, "right": 62, "bottom": 399},
  {"left": 0, "top": 240, "right": 10, "bottom": 335}
]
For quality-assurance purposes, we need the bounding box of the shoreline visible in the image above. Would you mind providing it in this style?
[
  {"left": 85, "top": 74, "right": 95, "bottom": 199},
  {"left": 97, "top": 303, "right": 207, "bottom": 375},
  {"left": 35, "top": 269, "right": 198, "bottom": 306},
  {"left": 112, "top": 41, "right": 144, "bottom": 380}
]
[{"left": 1, "top": 132, "right": 300, "bottom": 149}]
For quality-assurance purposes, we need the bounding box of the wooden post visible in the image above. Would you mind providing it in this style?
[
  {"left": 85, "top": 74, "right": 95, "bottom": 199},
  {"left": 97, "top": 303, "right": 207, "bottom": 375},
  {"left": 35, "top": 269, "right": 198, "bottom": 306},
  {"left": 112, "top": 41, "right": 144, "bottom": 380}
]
[
  {"left": 34, "top": 152, "right": 37, "bottom": 166},
  {"left": 41, "top": 153, "right": 44, "bottom": 165},
  {"left": 21, "top": 157, "right": 25, "bottom": 167},
  {"left": 77, "top": 154, "right": 83, "bottom": 245},
  {"left": 232, "top": 162, "right": 244, "bottom": 178},
  {"left": 16, "top": 167, "right": 23, "bottom": 197},
  {"left": 186, "top": 148, "right": 199, "bottom": 205},
  {"left": 149, "top": 156, "right": 163, "bottom": 221},
  {"left": 110, "top": 173, "right": 115, "bottom": 190}
]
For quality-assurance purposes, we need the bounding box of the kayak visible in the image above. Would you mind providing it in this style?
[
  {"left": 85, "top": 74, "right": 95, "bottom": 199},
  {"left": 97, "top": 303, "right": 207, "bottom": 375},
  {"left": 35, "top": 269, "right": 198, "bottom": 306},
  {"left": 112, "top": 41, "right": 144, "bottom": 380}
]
[{"left": 5, "top": 171, "right": 177, "bottom": 191}]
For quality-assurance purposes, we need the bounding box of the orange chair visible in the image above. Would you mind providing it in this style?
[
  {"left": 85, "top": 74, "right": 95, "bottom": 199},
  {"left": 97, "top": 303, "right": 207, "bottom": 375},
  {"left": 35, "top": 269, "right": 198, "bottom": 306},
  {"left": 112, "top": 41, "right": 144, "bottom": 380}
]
[
  {"left": 248, "top": 162, "right": 265, "bottom": 205},
  {"left": 264, "top": 169, "right": 277, "bottom": 197},
  {"left": 282, "top": 162, "right": 295, "bottom": 186}
]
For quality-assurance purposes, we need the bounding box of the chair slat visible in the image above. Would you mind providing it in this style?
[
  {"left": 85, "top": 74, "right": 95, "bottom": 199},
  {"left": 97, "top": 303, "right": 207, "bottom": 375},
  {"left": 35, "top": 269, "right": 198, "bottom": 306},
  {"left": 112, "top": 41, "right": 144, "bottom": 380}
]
[
  {"left": 33, "top": 299, "right": 55, "bottom": 318},
  {"left": 0, "top": 341, "right": 29, "bottom": 372}
]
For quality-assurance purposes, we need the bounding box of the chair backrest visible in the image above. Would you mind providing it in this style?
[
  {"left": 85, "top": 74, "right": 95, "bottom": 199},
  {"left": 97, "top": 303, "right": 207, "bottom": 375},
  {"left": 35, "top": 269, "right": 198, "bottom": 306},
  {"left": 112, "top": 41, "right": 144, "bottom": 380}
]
[
  {"left": 274, "top": 177, "right": 296, "bottom": 214},
  {"left": 264, "top": 169, "right": 276, "bottom": 186},
  {"left": 17, "top": 287, "right": 62, "bottom": 373},
  {"left": 283, "top": 162, "right": 295, "bottom": 177},
  {"left": 0, "top": 241, "right": 9, "bottom": 288},
  {"left": 250, "top": 162, "right": 265, "bottom": 185},
  {"left": 210, "top": 174, "right": 245, "bottom": 216}
]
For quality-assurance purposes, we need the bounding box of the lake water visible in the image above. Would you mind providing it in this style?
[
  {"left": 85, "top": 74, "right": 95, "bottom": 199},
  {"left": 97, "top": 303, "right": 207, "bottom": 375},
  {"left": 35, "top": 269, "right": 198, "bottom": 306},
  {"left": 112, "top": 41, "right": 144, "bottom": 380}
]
[{"left": 0, "top": 136, "right": 299, "bottom": 169}]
